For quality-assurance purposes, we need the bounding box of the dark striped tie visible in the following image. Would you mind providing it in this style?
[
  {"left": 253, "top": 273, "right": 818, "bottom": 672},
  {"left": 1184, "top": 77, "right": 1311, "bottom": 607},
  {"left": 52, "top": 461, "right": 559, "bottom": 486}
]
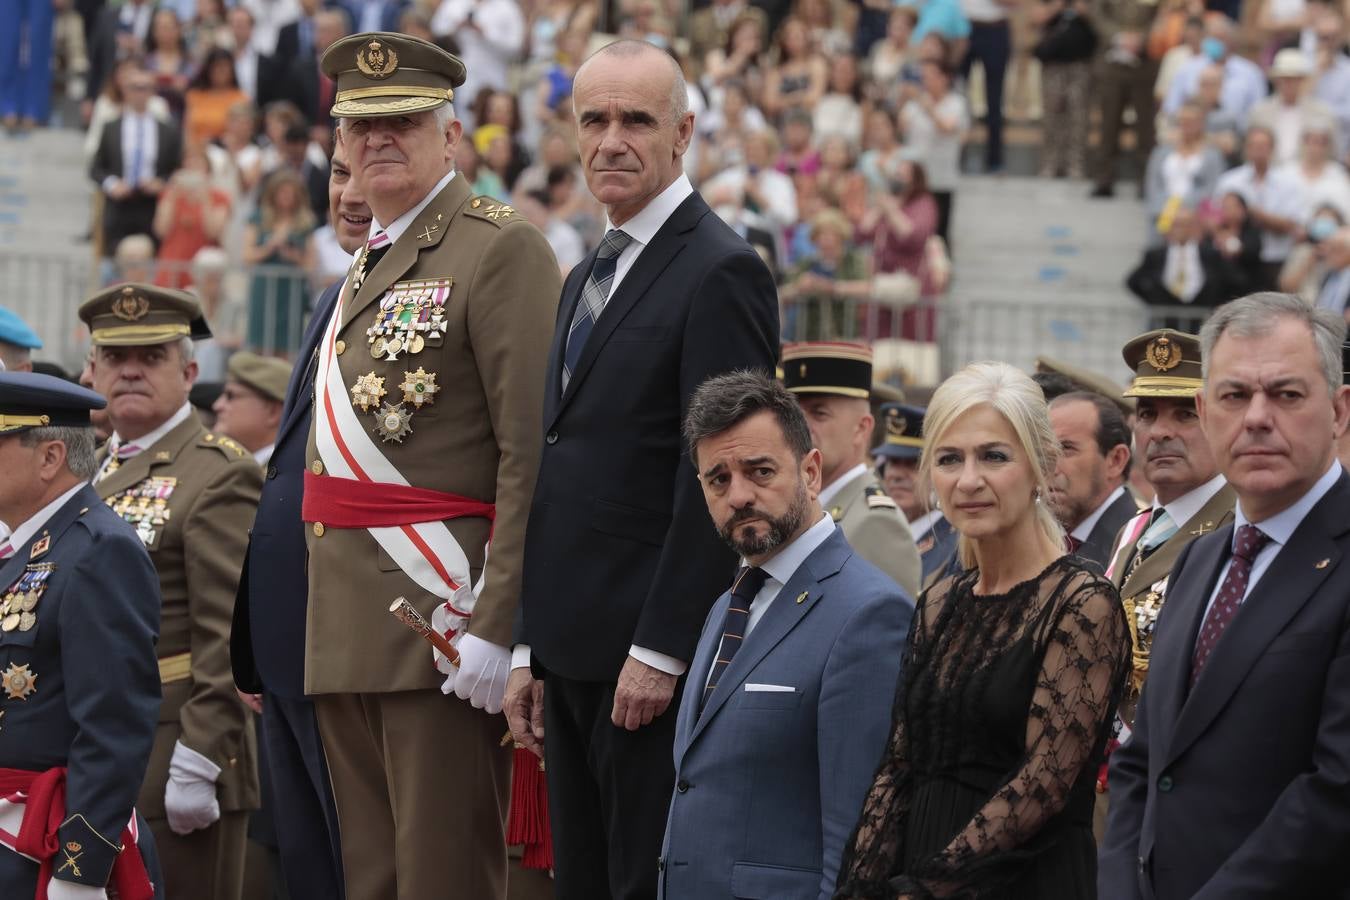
[
  {"left": 702, "top": 566, "right": 769, "bottom": 710},
  {"left": 562, "top": 229, "right": 632, "bottom": 391}
]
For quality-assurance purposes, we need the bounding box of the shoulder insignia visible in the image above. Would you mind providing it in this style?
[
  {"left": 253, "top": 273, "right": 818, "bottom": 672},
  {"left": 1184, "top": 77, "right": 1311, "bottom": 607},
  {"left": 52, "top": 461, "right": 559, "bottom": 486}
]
[
  {"left": 829, "top": 505, "right": 843, "bottom": 522},
  {"left": 465, "top": 198, "right": 518, "bottom": 226},
  {"left": 864, "top": 484, "right": 897, "bottom": 510},
  {"left": 201, "top": 435, "right": 247, "bottom": 459},
  {"left": 29, "top": 536, "right": 50, "bottom": 560},
  {"left": 917, "top": 535, "right": 935, "bottom": 554}
]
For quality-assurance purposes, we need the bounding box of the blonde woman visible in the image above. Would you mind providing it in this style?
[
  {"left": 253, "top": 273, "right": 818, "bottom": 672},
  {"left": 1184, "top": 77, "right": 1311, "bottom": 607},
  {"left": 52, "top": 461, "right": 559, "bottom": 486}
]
[{"left": 836, "top": 362, "right": 1130, "bottom": 899}]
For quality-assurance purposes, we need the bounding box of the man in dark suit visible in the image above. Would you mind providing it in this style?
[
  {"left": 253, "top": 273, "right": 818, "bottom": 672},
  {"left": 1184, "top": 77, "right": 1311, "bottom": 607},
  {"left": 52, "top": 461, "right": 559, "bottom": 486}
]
[
  {"left": 504, "top": 38, "right": 779, "bottom": 900},
  {"left": 229, "top": 136, "right": 367, "bottom": 900},
  {"left": 276, "top": 7, "right": 349, "bottom": 128},
  {"left": 1125, "top": 205, "right": 1247, "bottom": 312},
  {"left": 1049, "top": 391, "right": 1139, "bottom": 569},
  {"left": 660, "top": 372, "right": 911, "bottom": 899},
  {"left": 1100, "top": 292, "right": 1350, "bottom": 899},
  {"left": 85, "top": 0, "right": 156, "bottom": 111},
  {"left": 0, "top": 373, "right": 164, "bottom": 900},
  {"left": 88, "top": 66, "right": 181, "bottom": 256}
]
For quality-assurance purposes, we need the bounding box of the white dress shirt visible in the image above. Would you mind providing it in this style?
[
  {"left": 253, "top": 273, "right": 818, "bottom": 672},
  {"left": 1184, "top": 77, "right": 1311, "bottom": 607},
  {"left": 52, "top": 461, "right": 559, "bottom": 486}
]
[
  {"left": 1156, "top": 474, "right": 1228, "bottom": 533},
  {"left": 253, "top": 444, "right": 276, "bottom": 467},
  {"left": 430, "top": 0, "right": 525, "bottom": 101},
  {"left": 113, "top": 111, "right": 158, "bottom": 190},
  {"left": 95, "top": 403, "right": 193, "bottom": 482},
  {"left": 510, "top": 172, "right": 699, "bottom": 676},
  {"left": 1215, "top": 164, "right": 1308, "bottom": 262},
  {"left": 1070, "top": 485, "right": 1128, "bottom": 544},
  {"left": 1200, "top": 461, "right": 1342, "bottom": 627},
  {"left": 1162, "top": 241, "right": 1204, "bottom": 303},
  {"left": 703, "top": 513, "right": 836, "bottom": 691},
  {"left": 1, "top": 483, "right": 87, "bottom": 550}
]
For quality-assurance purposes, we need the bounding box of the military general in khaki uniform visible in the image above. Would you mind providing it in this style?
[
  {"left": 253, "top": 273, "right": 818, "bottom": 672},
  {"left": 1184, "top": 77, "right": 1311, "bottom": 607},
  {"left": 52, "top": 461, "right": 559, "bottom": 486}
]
[
  {"left": 782, "top": 342, "right": 922, "bottom": 598},
  {"left": 82, "top": 285, "right": 262, "bottom": 900},
  {"left": 1094, "top": 329, "right": 1235, "bottom": 837},
  {"left": 305, "top": 33, "right": 561, "bottom": 900}
]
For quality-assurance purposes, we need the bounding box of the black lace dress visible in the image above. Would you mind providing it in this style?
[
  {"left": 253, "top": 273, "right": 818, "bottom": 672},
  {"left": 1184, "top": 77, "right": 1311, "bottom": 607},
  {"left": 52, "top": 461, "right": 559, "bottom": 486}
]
[{"left": 835, "top": 556, "right": 1130, "bottom": 900}]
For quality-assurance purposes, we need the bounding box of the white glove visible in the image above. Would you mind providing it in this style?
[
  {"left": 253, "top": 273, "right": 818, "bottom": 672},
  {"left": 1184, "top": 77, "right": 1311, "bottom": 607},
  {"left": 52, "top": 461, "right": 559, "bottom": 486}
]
[
  {"left": 47, "top": 879, "right": 108, "bottom": 900},
  {"left": 164, "top": 741, "right": 221, "bottom": 836},
  {"left": 441, "top": 633, "right": 511, "bottom": 714}
]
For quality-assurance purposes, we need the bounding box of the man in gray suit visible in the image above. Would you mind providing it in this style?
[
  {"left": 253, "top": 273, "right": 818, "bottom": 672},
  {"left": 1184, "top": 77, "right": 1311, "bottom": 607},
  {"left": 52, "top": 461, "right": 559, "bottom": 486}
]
[{"left": 659, "top": 371, "right": 914, "bottom": 900}]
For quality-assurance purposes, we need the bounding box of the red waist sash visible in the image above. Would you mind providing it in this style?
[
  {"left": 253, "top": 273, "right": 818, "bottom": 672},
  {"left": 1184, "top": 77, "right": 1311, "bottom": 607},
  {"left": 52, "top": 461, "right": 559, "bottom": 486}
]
[
  {"left": 0, "top": 767, "right": 152, "bottom": 900},
  {"left": 302, "top": 471, "right": 496, "bottom": 529}
]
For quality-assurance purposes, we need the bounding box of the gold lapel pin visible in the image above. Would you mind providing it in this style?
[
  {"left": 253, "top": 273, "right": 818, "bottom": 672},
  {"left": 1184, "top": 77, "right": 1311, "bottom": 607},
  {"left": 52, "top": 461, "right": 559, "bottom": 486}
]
[
  {"left": 1316, "top": 558, "right": 1331, "bottom": 569},
  {"left": 795, "top": 591, "right": 808, "bottom": 604}
]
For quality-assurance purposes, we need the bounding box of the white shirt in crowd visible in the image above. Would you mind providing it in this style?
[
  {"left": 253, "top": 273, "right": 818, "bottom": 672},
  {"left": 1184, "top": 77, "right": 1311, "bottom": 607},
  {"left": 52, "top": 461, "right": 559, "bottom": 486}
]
[
  {"left": 960, "top": 0, "right": 1008, "bottom": 22},
  {"left": 1164, "top": 54, "right": 1267, "bottom": 127},
  {"left": 704, "top": 165, "right": 798, "bottom": 232},
  {"left": 1162, "top": 241, "right": 1205, "bottom": 303},
  {"left": 431, "top": 0, "right": 525, "bottom": 111},
  {"left": 1215, "top": 163, "right": 1308, "bottom": 262},
  {"left": 240, "top": 0, "right": 300, "bottom": 56},
  {"left": 1276, "top": 159, "right": 1350, "bottom": 223},
  {"left": 901, "top": 92, "right": 970, "bottom": 192},
  {"left": 114, "top": 111, "right": 159, "bottom": 190}
]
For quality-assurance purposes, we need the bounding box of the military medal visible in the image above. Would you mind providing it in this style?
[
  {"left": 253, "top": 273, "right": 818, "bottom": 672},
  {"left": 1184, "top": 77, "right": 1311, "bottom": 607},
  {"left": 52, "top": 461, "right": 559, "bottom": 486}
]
[
  {"left": 18, "top": 612, "right": 35, "bottom": 632},
  {"left": 400, "top": 368, "right": 439, "bottom": 408},
  {"left": 365, "top": 279, "right": 453, "bottom": 360},
  {"left": 375, "top": 403, "right": 413, "bottom": 443},
  {"left": 1, "top": 613, "right": 18, "bottom": 632},
  {"left": 1, "top": 663, "right": 35, "bottom": 700},
  {"left": 351, "top": 373, "right": 387, "bottom": 412},
  {"left": 106, "top": 479, "right": 176, "bottom": 543}
]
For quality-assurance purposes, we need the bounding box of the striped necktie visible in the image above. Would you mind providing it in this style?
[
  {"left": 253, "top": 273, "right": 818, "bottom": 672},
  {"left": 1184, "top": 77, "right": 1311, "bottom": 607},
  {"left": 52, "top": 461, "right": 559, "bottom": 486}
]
[
  {"left": 1137, "top": 508, "right": 1177, "bottom": 557},
  {"left": 701, "top": 566, "right": 769, "bottom": 711},
  {"left": 562, "top": 229, "right": 632, "bottom": 391},
  {"left": 99, "top": 439, "right": 143, "bottom": 482},
  {"left": 353, "top": 231, "right": 391, "bottom": 293}
]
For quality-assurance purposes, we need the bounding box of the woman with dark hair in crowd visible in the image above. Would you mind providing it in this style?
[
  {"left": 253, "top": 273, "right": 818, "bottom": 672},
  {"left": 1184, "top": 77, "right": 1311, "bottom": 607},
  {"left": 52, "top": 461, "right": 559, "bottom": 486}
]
[
  {"left": 764, "top": 16, "right": 828, "bottom": 120},
  {"left": 703, "top": 12, "right": 768, "bottom": 107},
  {"left": 836, "top": 361, "right": 1130, "bottom": 900},
  {"left": 145, "top": 8, "right": 192, "bottom": 121},
  {"left": 815, "top": 53, "right": 866, "bottom": 145},
  {"left": 859, "top": 106, "right": 905, "bottom": 194},
  {"left": 184, "top": 46, "right": 247, "bottom": 147},
  {"left": 1210, "top": 190, "right": 1263, "bottom": 293},
  {"left": 242, "top": 169, "right": 315, "bottom": 355}
]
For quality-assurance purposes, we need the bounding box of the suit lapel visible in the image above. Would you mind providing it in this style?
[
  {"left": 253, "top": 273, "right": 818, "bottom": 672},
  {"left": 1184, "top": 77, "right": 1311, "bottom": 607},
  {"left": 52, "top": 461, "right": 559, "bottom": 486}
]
[
  {"left": 686, "top": 531, "right": 850, "bottom": 748},
  {"left": 543, "top": 261, "right": 592, "bottom": 426},
  {"left": 1167, "top": 480, "right": 1349, "bottom": 764},
  {"left": 339, "top": 177, "right": 470, "bottom": 330},
  {"left": 549, "top": 193, "right": 708, "bottom": 425},
  {"left": 675, "top": 591, "right": 730, "bottom": 768},
  {"left": 1121, "top": 486, "right": 1235, "bottom": 598},
  {"left": 277, "top": 279, "right": 344, "bottom": 445}
]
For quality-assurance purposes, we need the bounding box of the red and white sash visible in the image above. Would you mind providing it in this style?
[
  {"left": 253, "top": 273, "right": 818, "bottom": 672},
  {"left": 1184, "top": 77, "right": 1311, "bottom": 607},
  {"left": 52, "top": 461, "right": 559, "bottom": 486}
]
[{"left": 314, "top": 278, "right": 486, "bottom": 672}]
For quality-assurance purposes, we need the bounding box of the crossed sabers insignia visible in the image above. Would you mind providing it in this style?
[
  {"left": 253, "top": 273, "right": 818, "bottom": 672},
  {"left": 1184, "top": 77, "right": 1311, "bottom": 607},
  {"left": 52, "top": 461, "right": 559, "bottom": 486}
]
[{"left": 58, "top": 848, "right": 83, "bottom": 878}]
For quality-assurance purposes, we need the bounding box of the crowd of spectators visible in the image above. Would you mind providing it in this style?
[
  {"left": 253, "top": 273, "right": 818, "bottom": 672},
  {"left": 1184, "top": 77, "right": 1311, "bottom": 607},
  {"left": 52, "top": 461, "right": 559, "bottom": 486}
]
[{"left": 2, "top": 0, "right": 977, "bottom": 366}]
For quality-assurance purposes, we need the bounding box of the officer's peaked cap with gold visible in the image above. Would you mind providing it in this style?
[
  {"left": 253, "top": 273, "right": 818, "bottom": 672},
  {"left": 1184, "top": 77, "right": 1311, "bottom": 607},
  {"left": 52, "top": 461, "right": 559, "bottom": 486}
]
[
  {"left": 872, "top": 402, "right": 926, "bottom": 461},
  {"left": 1121, "top": 329, "right": 1203, "bottom": 399},
  {"left": 79, "top": 283, "right": 204, "bottom": 347},
  {"left": 322, "top": 32, "right": 466, "bottom": 119},
  {"left": 781, "top": 341, "right": 873, "bottom": 399},
  {"left": 0, "top": 372, "right": 105, "bottom": 435}
]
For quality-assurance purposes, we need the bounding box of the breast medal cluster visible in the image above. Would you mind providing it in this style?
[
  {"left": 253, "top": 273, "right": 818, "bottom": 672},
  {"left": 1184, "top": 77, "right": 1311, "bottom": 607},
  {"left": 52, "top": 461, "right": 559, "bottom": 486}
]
[
  {"left": 352, "top": 278, "right": 447, "bottom": 443},
  {"left": 105, "top": 476, "right": 177, "bottom": 545},
  {"left": 1, "top": 563, "right": 52, "bottom": 633}
]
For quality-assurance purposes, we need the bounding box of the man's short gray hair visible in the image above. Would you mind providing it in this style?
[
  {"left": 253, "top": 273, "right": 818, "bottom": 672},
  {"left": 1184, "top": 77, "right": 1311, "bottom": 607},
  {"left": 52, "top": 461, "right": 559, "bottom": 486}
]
[
  {"left": 338, "top": 103, "right": 458, "bottom": 139},
  {"left": 20, "top": 426, "right": 97, "bottom": 480},
  {"left": 576, "top": 39, "right": 689, "bottom": 124},
  {"left": 1199, "top": 292, "right": 1347, "bottom": 393},
  {"left": 175, "top": 336, "right": 195, "bottom": 364}
]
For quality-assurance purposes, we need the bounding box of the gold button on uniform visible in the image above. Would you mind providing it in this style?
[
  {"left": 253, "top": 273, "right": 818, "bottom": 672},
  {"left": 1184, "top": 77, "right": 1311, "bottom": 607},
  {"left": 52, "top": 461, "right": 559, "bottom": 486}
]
[
  {"left": 313, "top": 522, "right": 325, "bottom": 537},
  {"left": 311, "top": 460, "right": 324, "bottom": 475},
  {"left": 336, "top": 340, "right": 346, "bottom": 355}
]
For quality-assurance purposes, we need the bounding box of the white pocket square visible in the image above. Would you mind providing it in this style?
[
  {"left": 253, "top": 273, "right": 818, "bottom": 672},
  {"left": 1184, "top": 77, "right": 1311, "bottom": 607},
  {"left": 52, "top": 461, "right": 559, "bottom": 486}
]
[{"left": 744, "top": 683, "right": 796, "bottom": 693}]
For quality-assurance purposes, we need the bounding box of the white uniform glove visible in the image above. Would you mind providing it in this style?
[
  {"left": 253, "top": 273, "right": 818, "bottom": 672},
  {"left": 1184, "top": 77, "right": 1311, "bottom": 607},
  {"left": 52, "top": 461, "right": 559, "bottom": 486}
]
[
  {"left": 164, "top": 741, "right": 221, "bottom": 836},
  {"left": 441, "top": 633, "right": 511, "bottom": 714},
  {"left": 47, "top": 879, "right": 108, "bottom": 900}
]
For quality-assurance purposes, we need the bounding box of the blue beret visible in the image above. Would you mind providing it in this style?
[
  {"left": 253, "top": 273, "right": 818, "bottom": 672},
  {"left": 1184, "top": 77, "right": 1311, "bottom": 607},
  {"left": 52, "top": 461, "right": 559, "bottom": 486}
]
[
  {"left": 0, "top": 372, "right": 106, "bottom": 435},
  {"left": 0, "top": 307, "right": 42, "bottom": 350}
]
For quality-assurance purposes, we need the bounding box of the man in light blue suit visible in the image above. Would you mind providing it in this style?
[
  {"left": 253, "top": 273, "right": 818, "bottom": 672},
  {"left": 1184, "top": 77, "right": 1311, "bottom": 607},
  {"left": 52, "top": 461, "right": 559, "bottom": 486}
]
[{"left": 659, "top": 371, "right": 914, "bottom": 900}]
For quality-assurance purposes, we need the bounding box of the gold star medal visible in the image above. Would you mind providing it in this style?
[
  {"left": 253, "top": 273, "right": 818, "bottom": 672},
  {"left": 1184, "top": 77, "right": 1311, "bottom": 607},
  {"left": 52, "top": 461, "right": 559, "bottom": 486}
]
[
  {"left": 351, "top": 373, "right": 387, "bottom": 413},
  {"left": 400, "top": 368, "right": 439, "bottom": 408},
  {"left": 375, "top": 403, "right": 413, "bottom": 443},
  {"left": 2, "top": 663, "right": 36, "bottom": 700}
]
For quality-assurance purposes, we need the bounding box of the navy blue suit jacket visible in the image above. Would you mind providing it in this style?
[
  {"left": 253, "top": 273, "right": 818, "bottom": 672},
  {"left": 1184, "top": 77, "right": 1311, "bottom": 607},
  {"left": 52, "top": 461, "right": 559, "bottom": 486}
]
[
  {"left": 231, "top": 280, "right": 342, "bottom": 698},
  {"left": 1100, "top": 472, "right": 1350, "bottom": 899}
]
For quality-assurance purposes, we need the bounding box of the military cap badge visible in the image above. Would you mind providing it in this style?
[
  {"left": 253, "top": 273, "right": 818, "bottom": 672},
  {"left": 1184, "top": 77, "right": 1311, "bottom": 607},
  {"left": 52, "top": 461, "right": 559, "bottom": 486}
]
[
  {"left": 111, "top": 286, "right": 150, "bottom": 322},
  {"left": 1145, "top": 336, "right": 1182, "bottom": 372},
  {"left": 357, "top": 39, "right": 399, "bottom": 79}
]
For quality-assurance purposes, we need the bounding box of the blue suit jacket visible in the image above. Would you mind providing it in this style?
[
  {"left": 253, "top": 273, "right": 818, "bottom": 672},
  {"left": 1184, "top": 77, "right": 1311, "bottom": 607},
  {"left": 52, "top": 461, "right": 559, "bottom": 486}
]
[
  {"left": 231, "top": 280, "right": 342, "bottom": 698},
  {"left": 1100, "top": 472, "right": 1350, "bottom": 899},
  {"left": 659, "top": 529, "right": 914, "bottom": 900}
]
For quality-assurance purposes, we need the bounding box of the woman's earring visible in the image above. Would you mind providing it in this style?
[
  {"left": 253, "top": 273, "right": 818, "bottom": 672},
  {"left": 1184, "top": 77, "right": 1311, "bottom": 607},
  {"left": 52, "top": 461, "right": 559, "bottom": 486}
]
[{"left": 1033, "top": 488, "right": 1042, "bottom": 503}]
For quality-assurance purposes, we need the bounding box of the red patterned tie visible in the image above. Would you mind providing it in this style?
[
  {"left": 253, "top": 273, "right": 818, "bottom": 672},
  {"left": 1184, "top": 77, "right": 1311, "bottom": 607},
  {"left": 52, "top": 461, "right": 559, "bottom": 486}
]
[
  {"left": 0, "top": 541, "right": 13, "bottom": 560},
  {"left": 1190, "top": 524, "right": 1271, "bottom": 687}
]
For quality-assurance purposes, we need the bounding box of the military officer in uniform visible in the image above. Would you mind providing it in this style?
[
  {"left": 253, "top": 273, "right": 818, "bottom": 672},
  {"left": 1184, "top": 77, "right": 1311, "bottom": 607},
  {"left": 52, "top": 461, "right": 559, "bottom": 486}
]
[
  {"left": 782, "top": 342, "right": 921, "bottom": 597},
  {"left": 0, "top": 372, "right": 163, "bottom": 900},
  {"left": 81, "top": 285, "right": 261, "bottom": 900},
  {"left": 1095, "top": 329, "right": 1234, "bottom": 836},
  {"left": 306, "top": 33, "right": 560, "bottom": 900},
  {"left": 212, "top": 353, "right": 291, "bottom": 467},
  {"left": 874, "top": 402, "right": 957, "bottom": 583}
]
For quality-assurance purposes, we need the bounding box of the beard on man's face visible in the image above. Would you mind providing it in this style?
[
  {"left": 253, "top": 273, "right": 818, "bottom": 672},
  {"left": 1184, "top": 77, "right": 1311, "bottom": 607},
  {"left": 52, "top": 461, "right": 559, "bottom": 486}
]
[{"left": 717, "top": 481, "right": 810, "bottom": 557}]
